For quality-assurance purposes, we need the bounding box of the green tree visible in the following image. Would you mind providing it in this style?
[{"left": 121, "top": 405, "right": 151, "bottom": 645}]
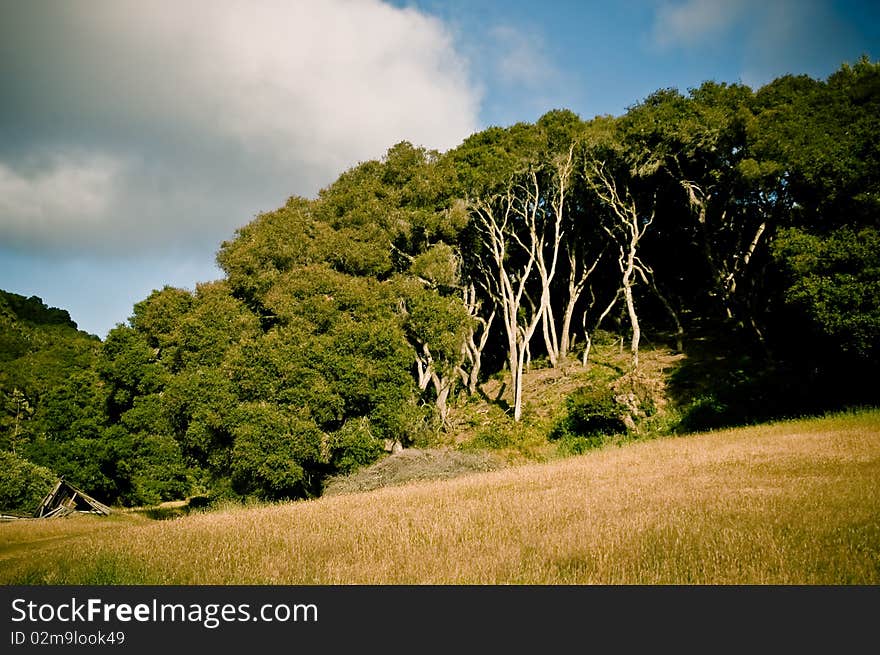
[
  {"left": 773, "top": 226, "right": 880, "bottom": 362},
  {"left": 0, "top": 451, "right": 56, "bottom": 514},
  {"left": 230, "top": 403, "right": 324, "bottom": 499}
]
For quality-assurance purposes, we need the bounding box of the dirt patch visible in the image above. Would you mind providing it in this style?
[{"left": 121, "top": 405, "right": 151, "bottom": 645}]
[{"left": 322, "top": 448, "right": 504, "bottom": 496}]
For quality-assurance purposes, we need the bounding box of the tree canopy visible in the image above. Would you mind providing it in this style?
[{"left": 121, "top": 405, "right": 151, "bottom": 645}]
[{"left": 3, "top": 58, "right": 878, "bottom": 508}]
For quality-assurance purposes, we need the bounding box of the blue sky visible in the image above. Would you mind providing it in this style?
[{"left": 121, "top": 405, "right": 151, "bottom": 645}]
[{"left": 1, "top": 0, "right": 878, "bottom": 338}]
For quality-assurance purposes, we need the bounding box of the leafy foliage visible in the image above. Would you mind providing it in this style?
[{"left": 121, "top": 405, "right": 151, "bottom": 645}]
[
  {"left": 550, "top": 386, "right": 627, "bottom": 443},
  {"left": 0, "top": 451, "right": 56, "bottom": 514},
  {"left": 4, "top": 58, "right": 879, "bottom": 506},
  {"left": 327, "top": 417, "right": 384, "bottom": 475},
  {"left": 773, "top": 226, "right": 880, "bottom": 361}
]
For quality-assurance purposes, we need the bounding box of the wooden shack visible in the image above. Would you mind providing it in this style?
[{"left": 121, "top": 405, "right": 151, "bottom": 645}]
[{"left": 34, "top": 478, "right": 112, "bottom": 518}]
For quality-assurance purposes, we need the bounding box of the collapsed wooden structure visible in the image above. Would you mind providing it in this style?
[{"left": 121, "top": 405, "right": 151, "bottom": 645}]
[{"left": 34, "top": 478, "right": 112, "bottom": 518}]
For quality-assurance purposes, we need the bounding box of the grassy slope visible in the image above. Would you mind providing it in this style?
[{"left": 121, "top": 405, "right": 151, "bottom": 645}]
[
  {"left": 322, "top": 343, "right": 682, "bottom": 494},
  {"left": 2, "top": 410, "right": 878, "bottom": 584}
]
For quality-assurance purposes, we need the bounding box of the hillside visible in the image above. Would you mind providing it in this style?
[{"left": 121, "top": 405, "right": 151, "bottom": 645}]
[
  {"left": 324, "top": 339, "right": 685, "bottom": 494},
  {"left": 0, "top": 290, "right": 104, "bottom": 498},
  {"left": 325, "top": 327, "right": 794, "bottom": 494},
  {"left": 4, "top": 62, "right": 879, "bottom": 509},
  {"left": 2, "top": 410, "right": 877, "bottom": 585}
]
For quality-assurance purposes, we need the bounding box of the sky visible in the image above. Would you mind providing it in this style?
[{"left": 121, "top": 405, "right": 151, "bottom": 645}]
[{"left": 1, "top": 0, "right": 878, "bottom": 338}]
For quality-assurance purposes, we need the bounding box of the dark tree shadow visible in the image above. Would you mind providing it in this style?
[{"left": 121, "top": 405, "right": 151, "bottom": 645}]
[
  {"left": 664, "top": 319, "right": 864, "bottom": 433},
  {"left": 476, "top": 382, "right": 513, "bottom": 415}
]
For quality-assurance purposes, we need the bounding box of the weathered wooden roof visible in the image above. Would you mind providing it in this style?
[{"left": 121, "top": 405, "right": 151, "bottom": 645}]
[{"left": 34, "top": 479, "right": 112, "bottom": 518}]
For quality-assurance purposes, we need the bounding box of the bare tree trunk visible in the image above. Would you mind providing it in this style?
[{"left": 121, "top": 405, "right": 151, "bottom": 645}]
[
  {"left": 560, "top": 300, "right": 575, "bottom": 359},
  {"left": 726, "top": 221, "right": 767, "bottom": 298},
  {"left": 413, "top": 342, "right": 457, "bottom": 424},
  {"left": 586, "top": 160, "right": 655, "bottom": 371},
  {"left": 620, "top": 246, "right": 640, "bottom": 370},
  {"left": 681, "top": 178, "right": 770, "bottom": 334},
  {"left": 581, "top": 331, "right": 592, "bottom": 367},
  {"left": 681, "top": 180, "right": 731, "bottom": 314},
  {"left": 414, "top": 343, "right": 433, "bottom": 391},
  {"left": 459, "top": 283, "right": 496, "bottom": 395},
  {"left": 741, "top": 226, "right": 772, "bottom": 354},
  {"left": 581, "top": 287, "right": 620, "bottom": 366},
  {"left": 535, "top": 146, "right": 574, "bottom": 368},
  {"left": 462, "top": 311, "right": 495, "bottom": 395},
  {"left": 559, "top": 248, "right": 603, "bottom": 360},
  {"left": 635, "top": 260, "right": 684, "bottom": 352},
  {"left": 472, "top": 180, "right": 545, "bottom": 421},
  {"left": 531, "top": 169, "right": 562, "bottom": 368},
  {"left": 541, "top": 304, "right": 559, "bottom": 367},
  {"left": 430, "top": 371, "right": 453, "bottom": 424},
  {"left": 12, "top": 403, "right": 20, "bottom": 455},
  {"left": 507, "top": 315, "right": 542, "bottom": 422}
]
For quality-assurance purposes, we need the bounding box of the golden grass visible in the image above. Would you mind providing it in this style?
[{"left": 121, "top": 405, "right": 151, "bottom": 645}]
[{"left": 2, "top": 411, "right": 878, "bottom": 584}]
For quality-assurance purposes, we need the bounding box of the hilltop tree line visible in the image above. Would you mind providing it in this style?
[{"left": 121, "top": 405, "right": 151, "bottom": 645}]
[{"left": 2, "top": 59, "right": 877, "bottom": 508}]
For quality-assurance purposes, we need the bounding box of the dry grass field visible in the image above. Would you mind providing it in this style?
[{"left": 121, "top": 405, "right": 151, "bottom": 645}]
[{"left": 1, "top": 410, "right": 878, "bottom": 584}]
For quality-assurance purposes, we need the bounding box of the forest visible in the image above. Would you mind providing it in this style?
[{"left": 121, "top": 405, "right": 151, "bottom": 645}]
[{"left": 1, "top": 58, "right": 878, "bottom": 511}]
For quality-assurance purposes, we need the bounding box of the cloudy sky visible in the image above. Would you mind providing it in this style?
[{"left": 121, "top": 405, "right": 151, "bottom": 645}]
[{"left": 1, "top": 0, "right": 878, "bottom": 337}]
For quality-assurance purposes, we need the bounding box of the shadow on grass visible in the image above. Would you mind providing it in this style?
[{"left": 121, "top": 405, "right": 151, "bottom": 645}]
[
  {"left": 130, "top": 495, "right": 213, "bottom": 521},
  {"left": 477, "top": 382, "right": 513, "bottom": 416},
  {"left": 665, "top": 322, "right": 875, "bottom": 433}
]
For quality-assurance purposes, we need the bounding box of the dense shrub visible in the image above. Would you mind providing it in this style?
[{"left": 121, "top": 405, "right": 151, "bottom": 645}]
[
  {"left": 554, "top": 435, "right": 597, "bottom": 456},
  {"left": 674, "top": 364, "right": 836, "bottom": 433},
  {"left": 550, "top": 386, "right": 627, "bottom": 443},
  {"left": 328, "top": 417, "right": 384, "bottom": 474},
  {"left": 0, "top": 451, "right": 56, "bottom": 514},
  {"left": 677, "top": 394, "right": 731, "bottom": 432}
]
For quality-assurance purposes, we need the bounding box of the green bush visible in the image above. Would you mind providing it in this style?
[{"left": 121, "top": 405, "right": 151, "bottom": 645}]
[
  {"left": 229, "top": 403, "right": 324, "bottom": 499},
  {"left": 550, "top": 386, "right": 626, "bottom": 443},
  {"left": 677, "top": 394, "right": 730, "bottom": 432},
  {"left": 462, "top": 413, "right": 549, "bottom": 461},
  {"left": 467, "top": 424, "right": 517, "bottom": 450},
  {"left": 554, "top": 435, "right": 597, "bottom": 456},
  {"left": 0, "top": 451, "right": 57, "bottom": 514},
  {"left": 328, "top": 417, "right": 384, "bottom": 474}
]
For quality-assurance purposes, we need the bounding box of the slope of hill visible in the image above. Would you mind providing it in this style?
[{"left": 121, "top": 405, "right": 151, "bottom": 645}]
[
  {"left": 323, "top": 340, "right": 685, "bottom": 493},
  {"left": 0, "top": 291, "right": 103, "bottom": 486},
  {"left": 2, "top": 410, "right": 877, "bottom": 584}
]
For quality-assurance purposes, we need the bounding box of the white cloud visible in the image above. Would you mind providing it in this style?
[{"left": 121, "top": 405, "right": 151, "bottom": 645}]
[
  {"left": 0, "top": 0, "right": 481, "bottom": 253},
  {"left": 489, "top": 24, "right": 559, "bottom": 89},
  {"left": 0, "top": 155, "right": 123, "bottom": 240},
  {"left": 479, "top": 23, "right": 576, "bottom": 123},
  {"left": 652, "top": 0, "right": 756, "bottom": 49}
]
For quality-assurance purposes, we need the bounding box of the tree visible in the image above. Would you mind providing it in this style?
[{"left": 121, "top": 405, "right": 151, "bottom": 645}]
[
  {"left": 584, "top": 159, "right": 657, "bottom": 370},
  {"left": 471, "top": 170, "right": 548, "bottom": 421},
  {"left": 216, "top": 196, "right": 332, "bottom": 306},
  {"left": 458, "top": 281, "right": 496, "bottom": 395},
  {"left": 773, "top": 226, "right": 880, "bottom": 363},
  {"left": 396, "top": 276, "right": 471, "bottom": 424},
  {"left": 230, "top": 403, "right": 324, "bottom": 499},
  {"left": 532, "top": 109, "right": 603, "bottom": 365},
  {"left": 0, "top": 451, "right": 56, "bottom": 514},
  {"left": 535, "top": 145, "right": 572, "bottom": 368},
  {"left": 6, "top": 59, "right": 878, "bottom": 506},
  {"left": 618, "top": 83, "right": 752, "bottom": 339},
  {"left": 3, "top": 388, "right": 31, "bottom": 454}
]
